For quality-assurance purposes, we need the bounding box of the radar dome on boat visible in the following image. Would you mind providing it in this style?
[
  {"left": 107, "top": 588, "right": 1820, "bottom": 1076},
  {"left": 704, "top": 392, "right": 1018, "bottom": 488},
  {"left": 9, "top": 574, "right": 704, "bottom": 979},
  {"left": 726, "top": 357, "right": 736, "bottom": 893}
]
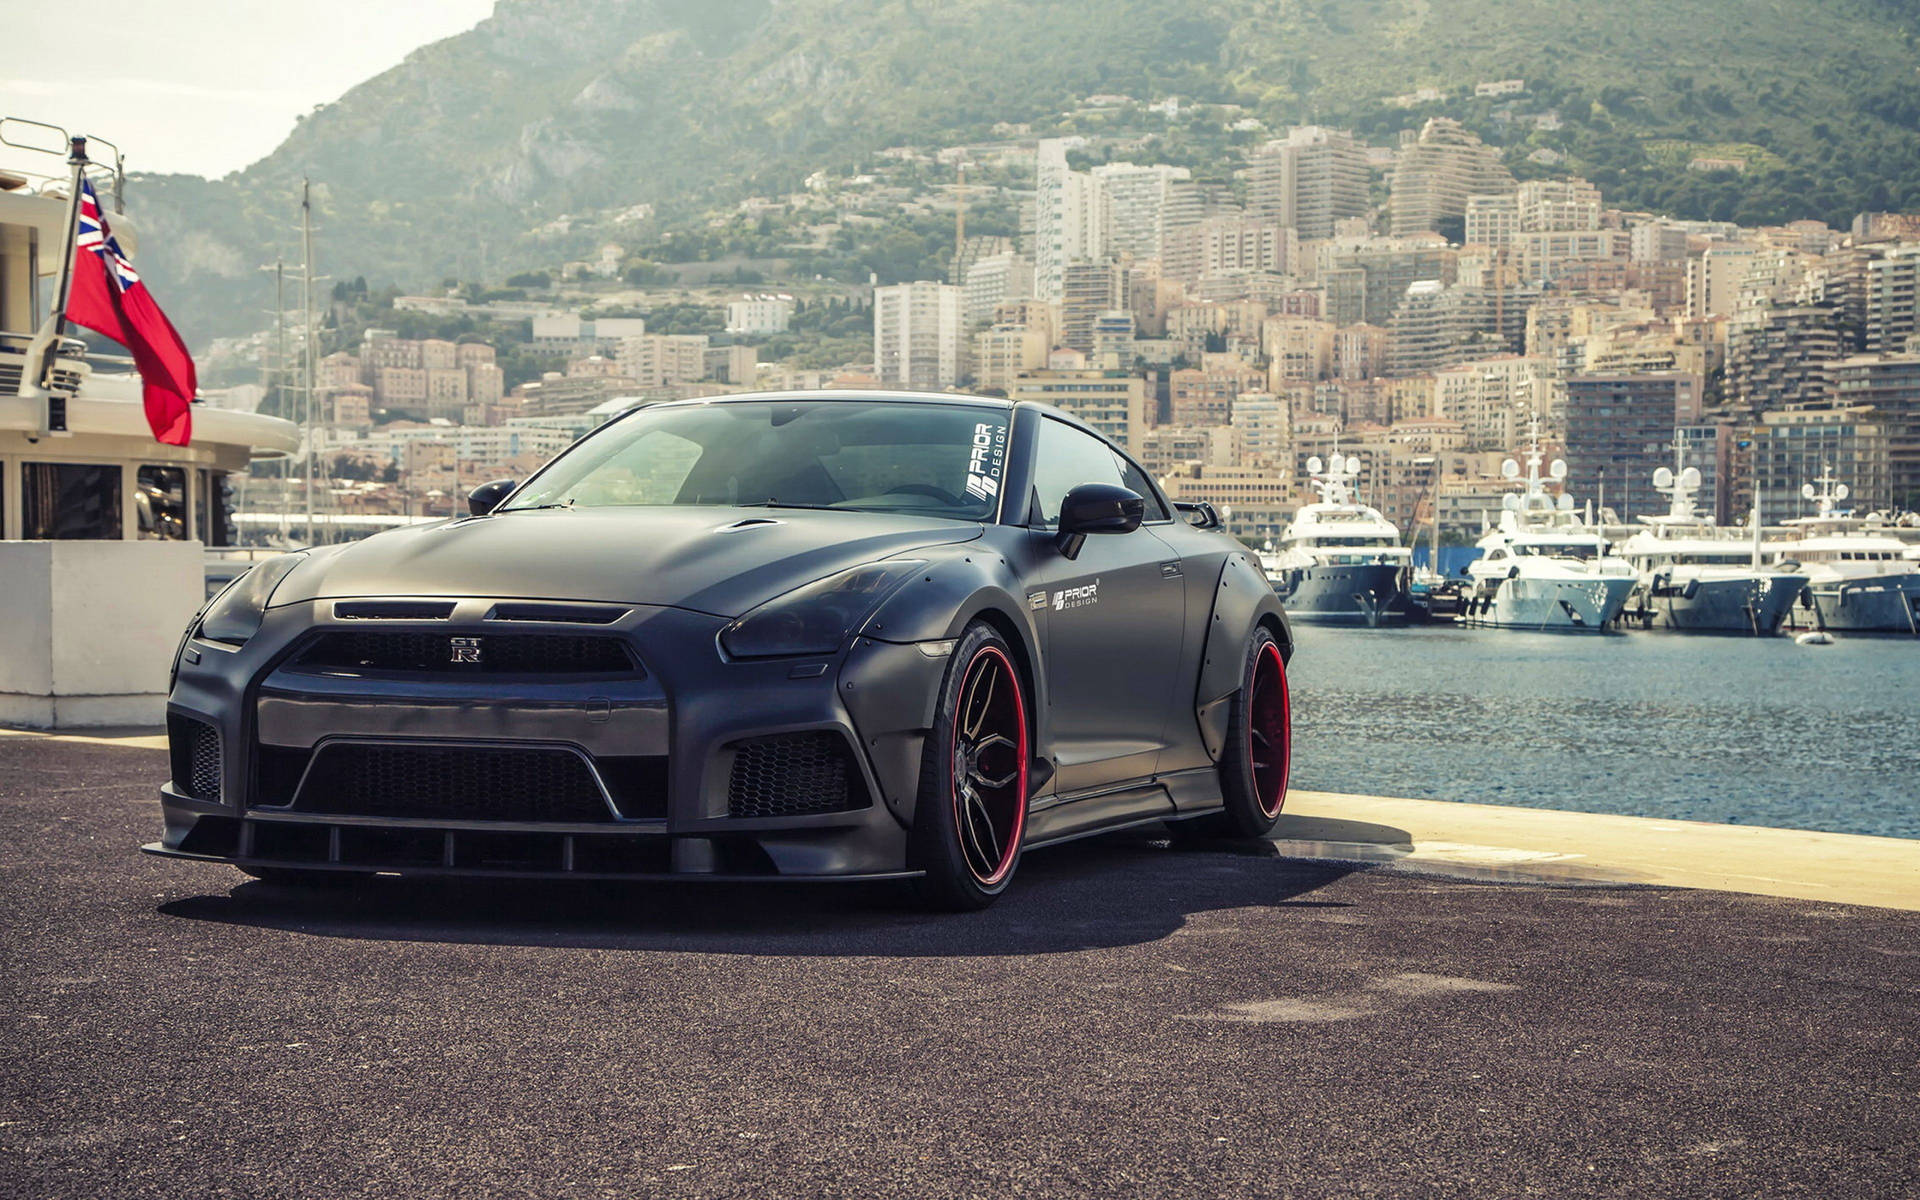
[
  {"left": 1557, "top": 494, "right": 1575, "bottom": 511},
  {"left": 1836, "top": 484, "right": 1850, "bottom": 501},
  {"left": 1654, "top": 467, "right": 1674, "bottom": 489},
  {"left": 1680, "top": 467, "right": 1701, "bottom": 489},
  {"left": 1802, "top": 483, "right": 1816, "bottom": 499},
  {"left": 1346, "top": 456, "right": 1363, "bottom": 475},
  {"left": 1502, "top": 493, "right": 1521, "bottom": 512},
  {"left": 1306, "top": 455, "right": 1324, "bottom": 475},
  {"left": 1549, "top": 459, "right": 1568, "bottom": 481},
  {"left": 1501, "top": 459, "right": 1520, "bottom": 479}
]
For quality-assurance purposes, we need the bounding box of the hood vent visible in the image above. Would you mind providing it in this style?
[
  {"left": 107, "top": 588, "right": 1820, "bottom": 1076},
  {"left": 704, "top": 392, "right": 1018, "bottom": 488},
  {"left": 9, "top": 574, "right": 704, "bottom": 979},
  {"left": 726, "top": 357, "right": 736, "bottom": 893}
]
[
  {"left": 485, "top": 602, "right": 629, "bottom": 625},
  {"left": 333, "top": 601, "right": 456, "bottom": 620},
  {"left": 714, "top": 517, "right": 784, "bottom": 533}
]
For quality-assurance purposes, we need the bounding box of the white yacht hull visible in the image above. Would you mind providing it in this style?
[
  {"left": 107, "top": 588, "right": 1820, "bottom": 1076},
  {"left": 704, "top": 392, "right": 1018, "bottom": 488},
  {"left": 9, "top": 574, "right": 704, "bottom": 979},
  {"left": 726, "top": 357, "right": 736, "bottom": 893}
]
[
  {"left": 1463, "top": 574, "right": 1636, "bottom": 631},
  {"left": 1788, "top": 573, "right": 1920, "bottom": 635}
]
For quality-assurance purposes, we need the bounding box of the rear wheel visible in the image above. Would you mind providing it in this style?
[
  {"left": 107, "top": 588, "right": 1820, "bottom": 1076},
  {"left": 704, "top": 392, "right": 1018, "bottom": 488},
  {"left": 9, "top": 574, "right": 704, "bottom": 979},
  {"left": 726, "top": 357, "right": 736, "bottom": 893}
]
[
  {"left": 909, "top": 622, "right": 1030, "bottom": 910},
  {"left": 1172, "top": 625, "right": 1290, "bottom": 841}
]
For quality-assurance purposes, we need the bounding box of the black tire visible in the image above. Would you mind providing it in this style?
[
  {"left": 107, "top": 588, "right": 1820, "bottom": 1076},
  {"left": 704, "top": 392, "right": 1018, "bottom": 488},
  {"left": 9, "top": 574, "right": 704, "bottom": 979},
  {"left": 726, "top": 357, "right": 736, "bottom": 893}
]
[
  {"left": 909, "top": 622, "right": 1031, "bottom": 911},
  {"left": 239, "top": 866, "right": 371, "bottom": 888},
  {"left": 1173, "top": 624, "right": 1291, "bottom": 841}
]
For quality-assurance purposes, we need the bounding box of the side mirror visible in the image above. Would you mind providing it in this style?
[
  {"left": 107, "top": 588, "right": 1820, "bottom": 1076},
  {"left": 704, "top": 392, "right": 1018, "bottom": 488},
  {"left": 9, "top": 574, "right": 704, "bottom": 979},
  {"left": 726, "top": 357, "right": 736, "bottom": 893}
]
[
  {"left": 468, "top": 478, "right": 518, "bottom": 516},
  {"left": 1057, "top": 483, "right": 1144, "bottom": 560}
]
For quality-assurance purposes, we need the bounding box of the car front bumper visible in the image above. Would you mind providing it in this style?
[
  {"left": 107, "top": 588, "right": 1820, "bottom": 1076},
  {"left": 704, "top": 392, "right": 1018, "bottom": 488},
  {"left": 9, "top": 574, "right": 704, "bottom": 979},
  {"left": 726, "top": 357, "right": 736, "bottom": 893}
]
[{"left": 146, "top": 598, "right": 955, "bottom": 881}]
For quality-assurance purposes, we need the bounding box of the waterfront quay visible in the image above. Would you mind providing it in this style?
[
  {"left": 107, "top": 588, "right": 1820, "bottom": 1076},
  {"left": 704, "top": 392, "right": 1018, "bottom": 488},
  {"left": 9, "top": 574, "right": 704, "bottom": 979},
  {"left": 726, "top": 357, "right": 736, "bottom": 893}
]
[{"left": 2, "top": 731, "right": 1915, "bottom": 1198}]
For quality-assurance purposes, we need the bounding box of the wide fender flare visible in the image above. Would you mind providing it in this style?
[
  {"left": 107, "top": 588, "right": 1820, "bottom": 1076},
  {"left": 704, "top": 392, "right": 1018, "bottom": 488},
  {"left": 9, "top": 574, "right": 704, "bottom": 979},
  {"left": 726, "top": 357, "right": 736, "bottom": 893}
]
[
  {"left": 850, "top": 553, "right": 1049, "bottom": 786},
  {"left": 1194, "top": 550, "right": 1291, "bottom": 762}
]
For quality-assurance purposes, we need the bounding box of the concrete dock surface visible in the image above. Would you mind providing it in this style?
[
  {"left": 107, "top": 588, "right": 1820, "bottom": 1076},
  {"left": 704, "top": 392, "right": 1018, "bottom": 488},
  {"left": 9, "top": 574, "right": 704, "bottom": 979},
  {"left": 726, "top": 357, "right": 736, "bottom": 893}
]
[{"left": 2, "top": 731, "right": 1916, "bottom": 1198}]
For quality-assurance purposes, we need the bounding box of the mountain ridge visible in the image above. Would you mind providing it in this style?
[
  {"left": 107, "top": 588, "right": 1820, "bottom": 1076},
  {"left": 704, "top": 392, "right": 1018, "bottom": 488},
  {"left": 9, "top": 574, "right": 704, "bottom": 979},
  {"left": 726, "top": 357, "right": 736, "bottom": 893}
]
[{"left": 127, "top": 0, "right": 1920, "bottom": 344}]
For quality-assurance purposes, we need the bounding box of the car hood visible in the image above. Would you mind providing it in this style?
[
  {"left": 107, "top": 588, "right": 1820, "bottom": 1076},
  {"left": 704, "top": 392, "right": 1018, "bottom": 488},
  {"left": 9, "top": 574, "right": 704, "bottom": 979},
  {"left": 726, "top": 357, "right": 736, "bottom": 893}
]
[{"left": 272, "top": 507, "right": 984, "bottom": 618}]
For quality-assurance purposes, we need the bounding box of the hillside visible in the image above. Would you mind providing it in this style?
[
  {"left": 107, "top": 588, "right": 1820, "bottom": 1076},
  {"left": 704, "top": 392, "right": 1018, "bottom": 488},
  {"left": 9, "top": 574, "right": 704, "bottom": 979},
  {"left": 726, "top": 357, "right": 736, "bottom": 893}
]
[{"left": 130, "top": 0, "right": 1920, "bottom": 343}]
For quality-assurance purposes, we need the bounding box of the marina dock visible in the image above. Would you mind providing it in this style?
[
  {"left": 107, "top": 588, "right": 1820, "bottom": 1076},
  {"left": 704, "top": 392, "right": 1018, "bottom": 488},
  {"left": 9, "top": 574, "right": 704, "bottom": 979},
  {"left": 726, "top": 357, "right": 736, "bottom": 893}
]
[{"left": 2, "top": 729, "right": 1915, "bottom": 1198}]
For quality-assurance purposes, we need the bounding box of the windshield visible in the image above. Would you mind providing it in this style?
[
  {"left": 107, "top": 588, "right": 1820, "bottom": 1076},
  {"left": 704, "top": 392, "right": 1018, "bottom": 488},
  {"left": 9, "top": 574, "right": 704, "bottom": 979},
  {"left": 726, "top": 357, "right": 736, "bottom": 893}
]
[
  {"left": 503, "top": 400, "right": 1012, "bottom": 520},
  {"left": 1515, "top": 542, "right": 1602, "bottom": 560}
]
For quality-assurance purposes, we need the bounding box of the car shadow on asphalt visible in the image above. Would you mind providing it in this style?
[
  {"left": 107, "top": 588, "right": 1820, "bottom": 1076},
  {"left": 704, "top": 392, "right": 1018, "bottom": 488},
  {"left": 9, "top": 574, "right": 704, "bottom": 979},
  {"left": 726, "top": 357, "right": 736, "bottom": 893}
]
[{"left": 155, "top": 818, "right": 1404, "bottom": 957}]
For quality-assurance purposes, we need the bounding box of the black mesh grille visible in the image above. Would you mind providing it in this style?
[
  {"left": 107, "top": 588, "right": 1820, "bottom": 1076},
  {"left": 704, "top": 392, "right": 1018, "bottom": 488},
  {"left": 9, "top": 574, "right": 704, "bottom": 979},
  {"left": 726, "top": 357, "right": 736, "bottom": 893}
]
[
  {"left": 295, "top": 632, "right": 636, "bottom": 674},
  {"left": 727, "top": 732, "right": 867, "bottom": 819},
  {"left": 290, "top": 743, "right": 613, "bottom": 822},
  {"left": 168, "top": 714, "right": 222, "bottom": 801}
]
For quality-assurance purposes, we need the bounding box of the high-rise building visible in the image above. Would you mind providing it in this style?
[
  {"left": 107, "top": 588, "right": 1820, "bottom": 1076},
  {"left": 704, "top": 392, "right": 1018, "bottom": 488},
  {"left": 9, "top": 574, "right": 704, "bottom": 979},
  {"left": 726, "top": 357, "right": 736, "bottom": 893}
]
[
  {"left": 1060, "top": 262, "right": 1127, "bottom": 354},
  {"left": 1161, "top": 216, "right": 1294, "bottom": 285},
  {"left": 1832, "top": 351, "right": 1920, "bottom": 509},
  {"left": 963, "top": 253, "right": 1037, "bottom": 327},
  {"left": 1516, "top": 178, "right": 1602, "bottom": 233},
  {"left": 1863, "top": 243, "right": 1920, "bottom": 355},
  {"left": 1750, "top": 407, "right": 1892, "bottom": 522},
  {"left": 1090, "top": 162, "right": 1191, "bottom": 262},
  {"left": 1005, "top": 369, "right": 1148, "bottom": 449},
  {"left": 1033, "top": 139, "right": 1104, "bottom": 302},
  {"left": 1170, "top": 364, "right": 1264, "bottom": 426},
  {"left": 873, "top": 281, "right": 966, "bottom": 389},
  {"left": 1464, "top": 194, "right": 1519, "bottom": 248},
  {"left": 971, "top": 323, "right": 1051, "bottom": 392},
  {"left": 1431, "top": 356, "right": 1551, "bottom": 450},
  {"left": 1685, "top": 243, "right": 1760, "bottom": 318},
  {"left": 1725, "top": 304, "right": 1842, "bottom": 412},
  {"left": 1562, "top": 372, "right": 1705, "bottom": 521},
  {"left": 1245, "top": 126, "right": 1371, "bottom": 241},
  {"left": 1388, "top": 119, "right": 1515, "bottom": 237}
]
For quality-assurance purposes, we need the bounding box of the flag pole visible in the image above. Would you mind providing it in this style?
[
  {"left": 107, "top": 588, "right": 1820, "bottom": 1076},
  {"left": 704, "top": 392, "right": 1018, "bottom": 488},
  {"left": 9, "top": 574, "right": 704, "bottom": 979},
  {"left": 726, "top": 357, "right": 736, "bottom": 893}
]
[
  {"left": 21, "top": 137, "right": 89, "bottom": 433},
  {"left": 46, "top": 136, "right": 88, "bottom": 352}
]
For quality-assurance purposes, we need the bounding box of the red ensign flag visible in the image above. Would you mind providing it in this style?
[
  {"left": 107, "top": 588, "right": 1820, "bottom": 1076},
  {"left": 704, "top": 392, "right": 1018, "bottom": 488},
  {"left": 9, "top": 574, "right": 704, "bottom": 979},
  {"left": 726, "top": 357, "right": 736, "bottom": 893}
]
[{"left": 64, "top": 180, "right": 196, "bottom": 445}]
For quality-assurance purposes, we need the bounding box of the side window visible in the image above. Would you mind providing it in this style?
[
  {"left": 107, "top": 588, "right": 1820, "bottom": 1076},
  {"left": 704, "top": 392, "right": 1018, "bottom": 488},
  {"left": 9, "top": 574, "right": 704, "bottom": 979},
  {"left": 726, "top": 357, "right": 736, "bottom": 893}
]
[
  {"left": 1116, "top": 454, "right": 1170, "bottom": 522},
  {"left": 1030, "top": 419, "right": 1124, "bottom": 525}
]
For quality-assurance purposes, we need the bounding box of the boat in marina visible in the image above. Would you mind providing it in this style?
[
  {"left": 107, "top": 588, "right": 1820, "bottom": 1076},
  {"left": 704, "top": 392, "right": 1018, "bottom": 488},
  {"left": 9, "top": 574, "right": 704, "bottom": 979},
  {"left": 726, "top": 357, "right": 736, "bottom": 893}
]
[
  {"left": 1767, "top": 468, "right": 1920, "bottom": 635},
  {"left": 1, "top": 118, "right": 296, "bottom": 724},
  {"left": 1615, "top": 449, "right": 1808, "bottom": 636},
  {"left": 1264, "top": 452, "right": 1410, "bottom": 626},
  {"left": 1460, "top": 440, "right": 1636, "bottom": 631}
]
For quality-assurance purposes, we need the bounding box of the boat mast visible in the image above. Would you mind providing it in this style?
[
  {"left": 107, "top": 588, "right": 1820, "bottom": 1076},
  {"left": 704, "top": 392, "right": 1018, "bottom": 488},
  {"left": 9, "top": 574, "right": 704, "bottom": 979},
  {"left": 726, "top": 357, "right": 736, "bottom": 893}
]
[{"left": 300, "top": 181, "right": 316, "bottom": 546}]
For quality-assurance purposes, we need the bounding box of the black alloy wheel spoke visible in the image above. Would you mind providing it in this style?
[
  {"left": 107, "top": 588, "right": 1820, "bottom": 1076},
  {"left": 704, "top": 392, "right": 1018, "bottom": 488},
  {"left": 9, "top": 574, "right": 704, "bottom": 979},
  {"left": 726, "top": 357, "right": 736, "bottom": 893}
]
[{"left": 952, "top": 649, "right": 1024, "bottom": 885}]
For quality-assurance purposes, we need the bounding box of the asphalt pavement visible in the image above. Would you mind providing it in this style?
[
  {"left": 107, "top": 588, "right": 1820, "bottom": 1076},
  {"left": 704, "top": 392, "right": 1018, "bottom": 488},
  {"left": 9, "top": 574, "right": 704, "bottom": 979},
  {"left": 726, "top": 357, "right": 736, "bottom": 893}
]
[{"left": 2, "top": 735, "right": 1915, "bottom": 1199}]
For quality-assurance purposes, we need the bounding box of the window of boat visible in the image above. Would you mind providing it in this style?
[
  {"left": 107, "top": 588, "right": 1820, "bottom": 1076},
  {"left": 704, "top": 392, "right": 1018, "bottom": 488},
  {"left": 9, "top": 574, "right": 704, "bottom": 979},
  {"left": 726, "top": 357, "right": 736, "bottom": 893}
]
[
  {"left": 136, "top": 466, "right": 189, "bottom": 541},
  {"left": 22, "top": 462, "right": 122, "bottom": 540},
  {"left": 196, "top": 470, "right": 235, "bottom": 546},
  {"left": 503, "top": 400, "right": 1012, "bottom": 521},
  {"left": 1517, "top": 542, "right": 1598, "bottom": 559}
]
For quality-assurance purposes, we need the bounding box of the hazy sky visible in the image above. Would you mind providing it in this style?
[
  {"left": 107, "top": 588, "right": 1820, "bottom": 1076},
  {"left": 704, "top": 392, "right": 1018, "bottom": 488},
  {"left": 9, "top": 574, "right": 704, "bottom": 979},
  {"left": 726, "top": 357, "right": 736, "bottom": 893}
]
[{"left": 1, "top": 1, "right": 494, "bottom": 179}]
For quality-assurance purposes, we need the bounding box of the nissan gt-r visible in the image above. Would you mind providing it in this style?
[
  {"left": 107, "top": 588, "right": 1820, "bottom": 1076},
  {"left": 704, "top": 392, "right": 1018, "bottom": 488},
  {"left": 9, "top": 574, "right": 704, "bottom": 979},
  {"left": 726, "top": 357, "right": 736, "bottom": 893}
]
[{"left": 148, "top": 391, "right": 1294, "bottom": 908}]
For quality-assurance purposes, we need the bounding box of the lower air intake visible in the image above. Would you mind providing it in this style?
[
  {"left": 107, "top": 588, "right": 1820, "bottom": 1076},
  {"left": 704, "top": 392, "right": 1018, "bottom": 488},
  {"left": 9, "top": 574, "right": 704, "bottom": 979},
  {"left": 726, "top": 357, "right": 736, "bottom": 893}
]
[
  {"left": 726, "top": 732, "right": 868, "bottom": 819},
  {"left": 290, "top": 743, "right": 613, "bottom": 823},
  {"left": 168, "top": 714, "right": 222, "bottom": 802}
]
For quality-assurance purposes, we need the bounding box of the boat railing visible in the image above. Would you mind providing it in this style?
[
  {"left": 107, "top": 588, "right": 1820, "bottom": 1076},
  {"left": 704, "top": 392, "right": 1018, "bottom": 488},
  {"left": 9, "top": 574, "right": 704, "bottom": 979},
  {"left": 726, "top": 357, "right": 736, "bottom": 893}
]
[{"left": 0, "top": 117, "right": 125, "bottom": 209}]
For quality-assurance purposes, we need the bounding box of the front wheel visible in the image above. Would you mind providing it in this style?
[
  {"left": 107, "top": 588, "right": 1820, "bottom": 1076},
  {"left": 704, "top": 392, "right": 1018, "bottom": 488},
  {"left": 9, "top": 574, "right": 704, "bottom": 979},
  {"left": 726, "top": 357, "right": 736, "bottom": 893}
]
[
  {"left": 909, "top": 622, "right": 1031, "bottom": 910},
  {"left": 1174, "top": 626, "right": 1291, "bottom": 840}
]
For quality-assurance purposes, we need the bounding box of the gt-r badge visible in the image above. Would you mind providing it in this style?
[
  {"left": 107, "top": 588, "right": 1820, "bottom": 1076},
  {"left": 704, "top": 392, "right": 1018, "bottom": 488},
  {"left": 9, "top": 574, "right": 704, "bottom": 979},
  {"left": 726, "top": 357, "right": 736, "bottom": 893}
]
[{"left": 449, "top": 637, "right": 483, "bottom": 664}]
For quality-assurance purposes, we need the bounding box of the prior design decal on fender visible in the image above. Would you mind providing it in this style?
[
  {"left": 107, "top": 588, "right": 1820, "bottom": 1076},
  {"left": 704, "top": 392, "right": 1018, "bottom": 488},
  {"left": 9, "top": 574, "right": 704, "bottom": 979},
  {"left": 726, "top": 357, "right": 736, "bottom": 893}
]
[
  {"left": 964, "top": 420, "right": 1007, "bottom": 503},
  {"left": 1052, "top": 579, "right": 1100, "bottom": 611}
]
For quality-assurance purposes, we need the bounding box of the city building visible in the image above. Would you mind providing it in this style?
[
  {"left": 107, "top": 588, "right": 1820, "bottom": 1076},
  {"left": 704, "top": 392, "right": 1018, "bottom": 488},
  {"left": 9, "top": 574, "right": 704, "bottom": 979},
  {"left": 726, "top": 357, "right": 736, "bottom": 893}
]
[
  {"left": 1388, "top": 119, "right": 1515, "bottom": 237},
  {"left": 1090, "top": 162, "right": 1193, "bottom": 262},
  {"left": 1244, "top": 126, "right": 1371, "bottom": 241},
  {"left": 1750, "top": 407, "right": 1892, "bottom": 522},
  {"left": 1832, "top": 351, "right": 1920, "bottom": 510},
  {"left": 1005, "top": 369, "right": 1148, "bottom": 449},
  {"left": 725, "top": 295, "right": 795, "bottom": 335},
  {"left": 1562, "top": 372, "right": 1705, "bottom": 521},
  {"left": 874, "top": 281, "right": 966, "bottom": 389}
]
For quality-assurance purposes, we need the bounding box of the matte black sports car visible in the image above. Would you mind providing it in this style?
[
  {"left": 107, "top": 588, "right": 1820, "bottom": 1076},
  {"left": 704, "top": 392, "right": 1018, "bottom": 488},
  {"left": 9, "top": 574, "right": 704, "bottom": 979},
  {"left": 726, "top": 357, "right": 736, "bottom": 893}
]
[{"left": 148, "top": 391, "right": 1293, "bottom": 908}]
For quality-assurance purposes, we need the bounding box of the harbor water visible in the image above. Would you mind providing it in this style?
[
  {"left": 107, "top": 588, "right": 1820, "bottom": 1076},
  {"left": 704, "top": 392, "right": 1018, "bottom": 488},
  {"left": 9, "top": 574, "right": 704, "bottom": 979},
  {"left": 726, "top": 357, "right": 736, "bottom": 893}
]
[{"left": 1286, "top": 624, "right": 1920, "bottom": 839}]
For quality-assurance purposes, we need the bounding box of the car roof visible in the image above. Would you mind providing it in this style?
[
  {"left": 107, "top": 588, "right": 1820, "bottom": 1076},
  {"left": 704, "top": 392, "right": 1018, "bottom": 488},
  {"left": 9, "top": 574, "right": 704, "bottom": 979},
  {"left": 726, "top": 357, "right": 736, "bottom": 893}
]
[{"left": 644, "top": 389, "right": 1015, "bottom": 412}]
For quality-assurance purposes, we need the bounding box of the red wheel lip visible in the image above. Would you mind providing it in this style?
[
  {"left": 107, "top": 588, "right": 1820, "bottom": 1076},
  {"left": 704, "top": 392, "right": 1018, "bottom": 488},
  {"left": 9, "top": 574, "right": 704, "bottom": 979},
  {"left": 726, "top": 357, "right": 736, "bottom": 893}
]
[
  {"left": 951, "top": 643, "right": 1028, "bottom": 887},
  {"left": 1249, "top": 641, "right": 1290, "bottom": 818}
]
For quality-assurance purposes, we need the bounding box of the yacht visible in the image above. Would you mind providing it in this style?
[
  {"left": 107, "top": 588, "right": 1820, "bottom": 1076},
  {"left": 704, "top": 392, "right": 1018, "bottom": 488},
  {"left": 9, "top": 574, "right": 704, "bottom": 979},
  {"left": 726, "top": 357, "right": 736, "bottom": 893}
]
[
  {"left": 1767, "top": 468, "right": 1920, "bottom": 635},
  {"left": 1265, "top": 452, "right": 1410, "bottom": 626},
  {"left": 2, "top": 118, "right": 295, "bottom": 725},
  {"left": 1615, "top": 451, "right": 1808, "bottom": 635},
  {"left": 1461, "top": 443, "right": 1636, "bottom": 631}
]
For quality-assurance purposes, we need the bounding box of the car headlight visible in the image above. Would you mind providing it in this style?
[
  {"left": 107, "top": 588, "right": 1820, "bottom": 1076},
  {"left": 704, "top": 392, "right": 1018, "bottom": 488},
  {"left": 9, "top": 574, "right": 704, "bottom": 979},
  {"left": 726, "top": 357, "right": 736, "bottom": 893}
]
[
  {"left": 720, "top": 560, "right": 927, "bottom": 660},
  {"left": 196, "top": 554, "right": 307, "bottom": 646}
]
